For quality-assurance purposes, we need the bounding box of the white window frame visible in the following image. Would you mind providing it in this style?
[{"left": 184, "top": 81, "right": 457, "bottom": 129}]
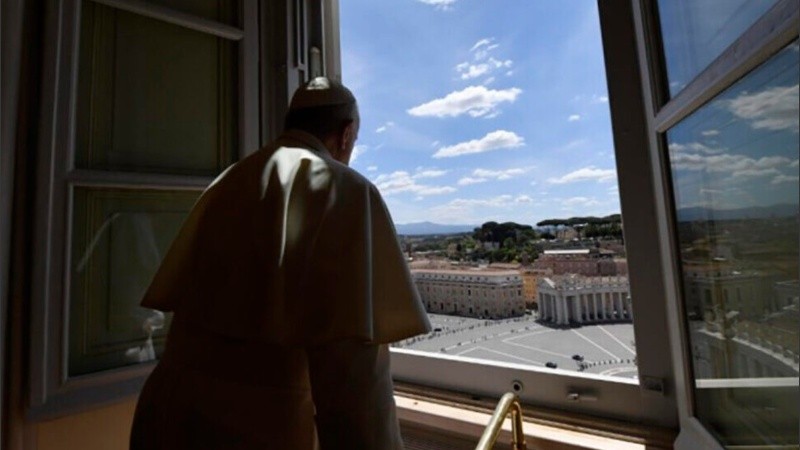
[
  {"left": 318, "top": 0, "right": 685, "bottom": 430},
  {"left": 331, "top": 0, "right": 795, "bottom": 438},
  {"left": 28, "top": 0, "right": 259, "bottom": 418},
  {"left": 627, "top": 0, "right": 800, "bottom": 448}
]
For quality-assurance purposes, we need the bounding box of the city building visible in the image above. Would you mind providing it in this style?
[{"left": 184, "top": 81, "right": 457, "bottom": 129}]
[
  {"left": 519, "top": 267, "right": 552, "bottom": 309},
  {"left": 537, "top": 275, "right": 632, "bottom": 326},
  {"left": 681, "top": 264, "right": 779, "bottom": 320},
  {"left": 412, "top": 269, "right": 526, "bottom": 319},
  {"left": 532, "top": 249, "right": 627, "bottom": 276}
]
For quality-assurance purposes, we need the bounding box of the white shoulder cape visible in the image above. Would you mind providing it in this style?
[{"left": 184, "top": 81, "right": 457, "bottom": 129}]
[{"left": 141, "top": 130, "right": 431, "bottom": 345}]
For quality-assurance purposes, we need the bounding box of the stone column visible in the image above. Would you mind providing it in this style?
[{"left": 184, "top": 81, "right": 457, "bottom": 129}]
[
  {"left": 539, "top": 294, "right": 550, "bottom": 320},
  {"left": 581, "top": 295, "right": 588, "bottom": 321},
  {"left": 599, "top": 293, "right": 605, "bottom": 320},
  {"left": 575, "top": 295, "right": 583, "bottom": 324},
  {"left": 561, "top": 295, "right": 570, "bottom": 325},
  {"left": 539, "top": 293, "right": 546, "bottom": 320},
  {"left": 551, "top": 295, "right": 558, "bottom": 324}
]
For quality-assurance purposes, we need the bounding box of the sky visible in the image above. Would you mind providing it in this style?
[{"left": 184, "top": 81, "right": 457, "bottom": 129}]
[
  {"left": 667, "top": 41, "right": 799, "bottom": 213},
  {"left": 340, "top": 0, "right": 620, "bottom": 226}
]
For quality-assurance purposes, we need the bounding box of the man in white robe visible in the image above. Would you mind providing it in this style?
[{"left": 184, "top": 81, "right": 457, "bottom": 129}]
[{"left": 129, "top": 77, "right": 431, "bottom": 449}]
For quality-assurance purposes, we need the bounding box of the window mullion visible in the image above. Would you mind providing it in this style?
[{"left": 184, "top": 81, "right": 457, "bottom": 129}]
[
  {"left": 89, "top": 0, "right": 244, "bottom": 40},
  {"left": 66, "top": 169, "right": 214, "bottom": 190}
]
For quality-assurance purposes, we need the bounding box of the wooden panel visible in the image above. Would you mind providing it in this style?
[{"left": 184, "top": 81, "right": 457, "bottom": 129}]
[
  {"left": 143, "top": 0, "right": 238, "bottom": 25},
  {"left": 69, "top": 187, "right": 199, "bottom": 376},
  {"left": 75, "top": 1, "right": 237, "bottom": 175}
]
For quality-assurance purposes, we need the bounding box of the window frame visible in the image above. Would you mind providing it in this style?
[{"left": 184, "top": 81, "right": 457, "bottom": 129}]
[
  {"left": 386, "top": 1, "right": 798, "bottom": 437},
  {"left": 27, "top": 0, "right": 260, "bottom": 419},
  {"left": 0, "top": 0, "right": 9, "bottom": 442},
  {"left": 627, "top": 0, "right": 800, "bottom": 448},
  {"left": 360, "top": 0, "right": 686, "bottom": 430}
]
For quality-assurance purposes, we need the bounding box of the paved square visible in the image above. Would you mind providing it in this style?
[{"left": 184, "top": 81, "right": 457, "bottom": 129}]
[{"left": 395, "top": 313, "right": 639, "bottom": 378}]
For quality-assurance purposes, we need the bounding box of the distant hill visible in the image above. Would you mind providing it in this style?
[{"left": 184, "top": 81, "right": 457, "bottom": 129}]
[
  {"left": 394, "top": 221, "right": 475, "bottom": 235},
  {"left": 677, "top": 203, "right": 798, "bottom": 222}
]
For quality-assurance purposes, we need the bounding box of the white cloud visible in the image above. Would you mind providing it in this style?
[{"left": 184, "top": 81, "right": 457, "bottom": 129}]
[
  {"left": 701, "top": 129, "right": 719, "bottom": 137},
  {"left": 515, "top": 195, "right": 533, "bottom": 203},
  {"left": 456, "top": 58, "right": 513, "bottom": 80},
  {"left": 416, "top": 0, "right": 458, "bottom": 10},
  {"left": 374, "top": 170, "right": 455, "bottom": 197},
  {"left": 430, "top": 140, "right": 440, "bottom": 147},
  {"left": 470, "top": 38, "right": 493, "bottom": 53},
  {"left": 351, "top": 144, "right": 367, "bottom": 163},
  {"left": 548, "top": 166, "right": 617, "bottom": 184},
  {"left": 669, "top": 141, "right": 724, "bottom": 155},
  {"left": 561, "top": 197, "right": 600, "bottom": 208},
  {"left": 731, "top": 168, "right": 780, "bottom": 179},
  {"left": 408, "top": 86, "right": 521, "bottom": 118},
  {"left": 457, "top": 177, "right": 488, "bottom": 186},
  {"left": 367, "top": 166, "right": 378, "bottom": 172},
  {"left": 771, "top": 174, "right": 799, "bottom": 185},
  {"left": 433, "top": 130, "right": 524, "bottom": 158},
  {"left": 456, "top": 167, "right": 527, "bottom": 185},
  {"left": 414, "top": 168, "right": 448, "bottom": 179},
  {"left": 568, "top": 114, "right": 581, "bottom": 122},
  {"left": 458, "top": 64, "right": 490, "bottom": 79},
  {"left": 473, "top": 168, "right": 526, "bottom": 180},
  {"left": 727, "top": 84, "right": 799, "bottom": 132},
  {"left": 429, "top": 194, "right": 535, "bottom": 221},
  {"left": 671, "top": 150, "right": 797, "bottom": 176},
  {"left": 594, "top": 95, "right": 608, "bottom": 104},
  {"left": 791, "top": 160, "right": 799, "bottom": 168},
  {"left": 375, "top": 121, "right": 395, "bottom": 133},
  {"left": 456, "top": 39, "right": 514, "bottom": 83}
]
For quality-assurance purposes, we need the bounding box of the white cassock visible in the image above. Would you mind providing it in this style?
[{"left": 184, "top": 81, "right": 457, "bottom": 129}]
[{"left": 130, "top": 129, "right": 431, "bottom": 449}]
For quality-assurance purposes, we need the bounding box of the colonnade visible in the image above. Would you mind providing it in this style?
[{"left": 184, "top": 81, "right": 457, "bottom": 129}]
[{"left": 539, "top": 290, "right": 632, "bottom": 325}]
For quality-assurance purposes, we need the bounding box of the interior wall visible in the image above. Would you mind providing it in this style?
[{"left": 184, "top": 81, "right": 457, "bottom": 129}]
[{"left": 34, "top": 400, "right": 136, "bottom": 450}]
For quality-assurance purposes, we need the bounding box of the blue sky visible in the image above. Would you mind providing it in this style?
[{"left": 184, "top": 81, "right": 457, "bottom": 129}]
[{"left": 340, "top": 0, "right": 620, "bottom": 225}]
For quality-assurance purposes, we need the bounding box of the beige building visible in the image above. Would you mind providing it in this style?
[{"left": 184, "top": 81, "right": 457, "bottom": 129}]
[
  {"left": 519, "top": 267, "right": 552, "bottom": 309},
  {"left": 412, "top": 270, "right": 526, "bottom": 319},
  {"left": 533, "top": 249, "right": 626, "bottom": 277},
  {"left": 538, "top": 275, "right": 632, "bottom": 326}
]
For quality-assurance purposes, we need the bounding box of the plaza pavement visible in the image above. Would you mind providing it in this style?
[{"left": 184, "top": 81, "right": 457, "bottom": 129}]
[{"left": 394, "top": 313, "right": 639, "bottom": 379}]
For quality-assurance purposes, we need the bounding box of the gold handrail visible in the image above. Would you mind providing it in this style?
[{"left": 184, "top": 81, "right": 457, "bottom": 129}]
[{"left": 475, "top": 393, "right": 527, "bottom": 450}]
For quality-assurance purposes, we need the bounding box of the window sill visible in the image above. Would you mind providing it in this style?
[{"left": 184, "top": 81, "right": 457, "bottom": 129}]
[{"left": 395, "top": 392, "right": 675, "bottom": 450}]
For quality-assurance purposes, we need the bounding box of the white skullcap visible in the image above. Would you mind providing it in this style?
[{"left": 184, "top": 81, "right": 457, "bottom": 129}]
[{"left": 289, "top": 77, "right": 356, "bottom": 110}]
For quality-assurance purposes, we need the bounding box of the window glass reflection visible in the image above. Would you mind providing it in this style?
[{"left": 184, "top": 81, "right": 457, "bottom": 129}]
[
  {"left": 69, "top": 188, "right": 199, "bottom": 376},
  {"left": 656, "top": 0, "right": 778, "bottom": 97},
  {"left": 76, "top": 1, "right": 237, "bottom": 176},
  {"left": 666, "top": 41, "right": 799, "bottom": 447}
]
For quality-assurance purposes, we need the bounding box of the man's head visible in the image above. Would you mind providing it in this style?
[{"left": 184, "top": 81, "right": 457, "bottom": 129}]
[{"left": 284, "top": 77, "right": 360, "bottom": 165}]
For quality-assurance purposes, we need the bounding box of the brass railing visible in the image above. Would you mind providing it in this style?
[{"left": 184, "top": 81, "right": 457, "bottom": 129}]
[{"left": 475, "top": 393, "right": 527, "bottom": 450}]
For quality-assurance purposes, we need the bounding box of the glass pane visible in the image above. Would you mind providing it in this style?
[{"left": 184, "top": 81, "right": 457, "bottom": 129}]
[
  {"left": 342, "top": 1, "right": 638, "bottom": 381},
  {"left": 666, "top": 41, "right": 799, "bottom": 447},
  {"left": 656, "top": 0, "right": 778, "bottom": 97},
  {"left": 147, "top": 0, "right": 238, "bottom": 26},
  {"left": 76, "top": 1, "right": 237, "bottom": 176},
  {"left": 69, "top": 187, "right": 200, "bottom": 376}
]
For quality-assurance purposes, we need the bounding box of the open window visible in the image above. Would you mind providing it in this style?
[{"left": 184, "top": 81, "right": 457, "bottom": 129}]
[
  {"left": 28, "top": 0, "right": 259, "bottom": 417},
  {"left": 338, "top": 0, "right": 678, "bottom": 429},
  {"left": 630, "top": 0, "right": 799, "bottom": 448}
]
